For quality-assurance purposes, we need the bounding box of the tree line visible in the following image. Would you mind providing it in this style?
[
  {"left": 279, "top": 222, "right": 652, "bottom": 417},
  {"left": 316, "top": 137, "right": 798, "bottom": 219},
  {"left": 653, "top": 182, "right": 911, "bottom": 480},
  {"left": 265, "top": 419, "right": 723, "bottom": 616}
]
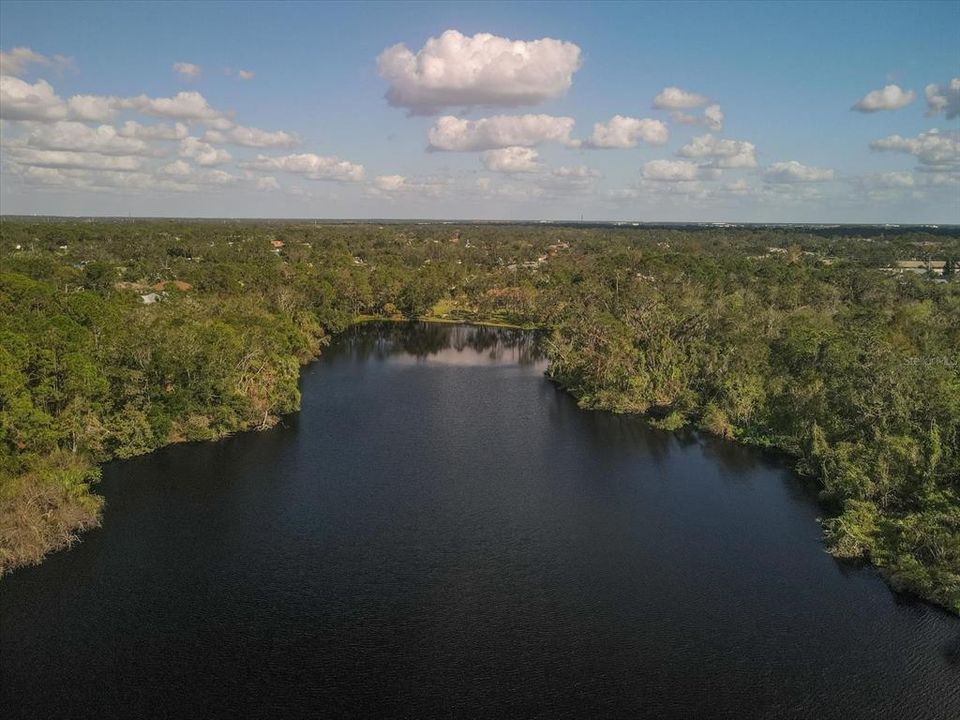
[{"left": 1, "top": 218, "right": 957, "bottom": 613}]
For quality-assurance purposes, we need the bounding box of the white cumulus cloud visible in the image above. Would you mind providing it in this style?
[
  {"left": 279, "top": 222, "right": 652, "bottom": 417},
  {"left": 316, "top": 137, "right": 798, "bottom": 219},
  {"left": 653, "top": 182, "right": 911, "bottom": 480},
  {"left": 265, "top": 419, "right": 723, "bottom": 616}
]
[
  {"left": 0, "top": 79, "right": 235, "bottom": 127},
  {"left": 678, "top": 134, "right": 757, "bottom": 168},
  {"left": 642, "top": 159, "right": 704, "bottom": 182},
  {"left": 66, "top": 94, "right": 122, "bottom": 122},
  {"left": 123, "top": 91, "right": 231, "bottom": 124},
  {"left": 764, "top": 160, "right": 834, "bottom": 183},
  {"left": 669, "top": 103, "right": 724, "bottom": 131},
  {"left": 536, "top": 165, "right": 601, "bottom": 195},
  {"left": 373, "top": 175, "right": 408, "bottom": 192},
  {"left": 870, "top": 129, "right": 960, "bottom": 167},
  {"left": 0, "top": 76, "right": 68, "bottom": 121},
  {"left": 156, "top": 161, "right": 238, "bottom": 185},
  {"left": 245, "top": 153, "right": 365, "bottom": 182},
  {"left": 856, "top": 172, "right": 915, "bottom": 189},
  {"left": 703, "top": 104, "right": 724, "bottom": 131},
  {"left": 179, "top": 137, "right": 232, "bottom": 166},
  {"left": 427, "top": 114, "right": 578, "bottom": 151},
  {"left": 6, "top": 147, "right": 144, "bottom": 172},
  {"left": 852, "top": 84, "right": 915, "bottom": 112},
  {"left": 159, "top": 159, "right": 192, "bottom": 176},
  {"left": 653, "top": 86, "right": 709, "bottom": 110},
  {"left": 925, "top": 78, "right": 960, "bottom": 119},
  {"left": 117, "top": 120, "right": 189, "bottom": 141},
  {"left": 173, "top": 62, "right": 201, "bottom": 79},
  {"left": 587, "top": 116, "right": 668, "bottom": 148},
  {"left": 481, "top": 146, "right": 541, "bottom": 173},
  {"left": 18, "top": 121, "right": 154, "bottom": 156},
  {"left": 377, "top": 30, "right": 582, "bottom": 114},
  {"left": 0, "top": 47, "right": 71, "bottom": 77},
  {"left": 203, "top": 125, "right": 297, "bottom": 148}
]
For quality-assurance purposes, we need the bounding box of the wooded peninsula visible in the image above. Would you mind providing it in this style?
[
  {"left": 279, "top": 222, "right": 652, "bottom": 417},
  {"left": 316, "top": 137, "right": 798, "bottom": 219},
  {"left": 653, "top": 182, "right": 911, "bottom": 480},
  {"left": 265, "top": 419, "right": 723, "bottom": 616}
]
[{"left": 1, "top": 218, "right": 957, "bottom": 613}]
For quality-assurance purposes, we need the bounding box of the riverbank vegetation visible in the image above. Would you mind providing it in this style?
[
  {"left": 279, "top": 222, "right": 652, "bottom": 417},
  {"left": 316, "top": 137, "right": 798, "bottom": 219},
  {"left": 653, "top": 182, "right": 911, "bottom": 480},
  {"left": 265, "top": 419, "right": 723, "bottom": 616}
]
[{"left": 1, "top": 219, "right": 957, "bottom": 613}]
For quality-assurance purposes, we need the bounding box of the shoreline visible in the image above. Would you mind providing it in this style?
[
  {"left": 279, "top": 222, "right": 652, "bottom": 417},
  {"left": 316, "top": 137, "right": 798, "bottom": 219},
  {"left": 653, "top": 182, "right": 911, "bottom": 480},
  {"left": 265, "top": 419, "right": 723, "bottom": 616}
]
[
  {"left": 2, "top": 319, "right": 957, "bottom": 617},
  {"left": 352, "top": 314, "right": 541, "bottom": 331},
  {"left": 0, "top": 318, "right": 529, "bottom": 577}
]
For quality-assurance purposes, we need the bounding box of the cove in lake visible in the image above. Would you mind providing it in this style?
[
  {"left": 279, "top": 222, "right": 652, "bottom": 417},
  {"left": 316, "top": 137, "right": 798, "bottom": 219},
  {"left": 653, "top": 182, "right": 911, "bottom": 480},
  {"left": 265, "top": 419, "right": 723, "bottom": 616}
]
[{"left": 1, "top": 323, "right": 957, "bottom": 719}]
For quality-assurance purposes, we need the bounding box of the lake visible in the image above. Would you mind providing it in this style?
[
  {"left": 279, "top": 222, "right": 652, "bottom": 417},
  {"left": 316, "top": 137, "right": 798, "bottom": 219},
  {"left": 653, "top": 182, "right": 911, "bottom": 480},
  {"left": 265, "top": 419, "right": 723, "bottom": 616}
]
[{"left": 1, "top": 322, "right": 957, "bottom": 719}]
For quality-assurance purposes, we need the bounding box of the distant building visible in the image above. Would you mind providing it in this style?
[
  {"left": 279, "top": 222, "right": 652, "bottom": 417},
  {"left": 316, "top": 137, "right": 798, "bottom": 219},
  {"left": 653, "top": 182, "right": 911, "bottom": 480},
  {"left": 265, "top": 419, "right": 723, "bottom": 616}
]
[{"left": 887, "top": 260, "right": 946, "bottom": 276}]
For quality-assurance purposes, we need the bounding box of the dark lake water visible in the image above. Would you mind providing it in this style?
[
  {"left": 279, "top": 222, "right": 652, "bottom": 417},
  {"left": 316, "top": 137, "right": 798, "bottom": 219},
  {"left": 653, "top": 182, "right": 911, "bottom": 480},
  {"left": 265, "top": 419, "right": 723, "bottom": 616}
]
[{"left": 2, "top": 323, "right": 958, "bottom": 719}]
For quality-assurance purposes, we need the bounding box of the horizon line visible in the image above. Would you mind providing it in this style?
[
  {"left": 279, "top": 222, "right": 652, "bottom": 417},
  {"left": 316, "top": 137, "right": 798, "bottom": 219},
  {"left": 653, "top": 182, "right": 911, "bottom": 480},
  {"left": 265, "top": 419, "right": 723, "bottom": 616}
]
[{"left": 1, "top": 215, "right": 957, "bottom": 228}]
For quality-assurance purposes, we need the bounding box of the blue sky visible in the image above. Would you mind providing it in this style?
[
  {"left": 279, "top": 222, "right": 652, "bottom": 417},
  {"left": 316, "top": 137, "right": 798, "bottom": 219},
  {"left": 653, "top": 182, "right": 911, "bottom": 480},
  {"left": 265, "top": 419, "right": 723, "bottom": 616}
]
[{"left": 1, "top": 0, "right": 957, "bottom": 222}]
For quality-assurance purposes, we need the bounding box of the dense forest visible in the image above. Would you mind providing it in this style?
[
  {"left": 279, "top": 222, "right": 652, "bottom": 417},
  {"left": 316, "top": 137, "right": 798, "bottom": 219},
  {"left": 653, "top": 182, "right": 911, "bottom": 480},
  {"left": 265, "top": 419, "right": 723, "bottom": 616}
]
[{"left": 1, "top": 218, "right": 958, "bottom": 613}]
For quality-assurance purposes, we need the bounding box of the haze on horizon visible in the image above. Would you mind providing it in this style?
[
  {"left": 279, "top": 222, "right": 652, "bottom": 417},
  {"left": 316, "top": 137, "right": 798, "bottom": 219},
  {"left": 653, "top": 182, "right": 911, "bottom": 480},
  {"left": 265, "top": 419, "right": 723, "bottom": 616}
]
[{"left": 0, "top": 0, "right": 957, "bottom": 223}]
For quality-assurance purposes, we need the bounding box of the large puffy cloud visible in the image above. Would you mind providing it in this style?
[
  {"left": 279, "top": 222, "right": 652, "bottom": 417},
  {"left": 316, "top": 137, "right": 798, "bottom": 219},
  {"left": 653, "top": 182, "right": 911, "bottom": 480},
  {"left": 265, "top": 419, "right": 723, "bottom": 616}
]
[
  {"left": 925, "top": 78, "right": 960, "bottom": 119},
  {"left": 0, "top": 47, "right": 71, "bottom": 77},
  {"left": 852, "top": 84, "right": 915, "bottom": 112},
  {"left": 179, "top": 137, "right": 232, "bottom": 166},
  {"left": 427, "top": 114, "right": 577, "bottom": 151},
  {"left": 653, "top": 86, "right": 709, "bottom": 109},
  {"left": 245, "top": 153, "right": 365, "bottom": 182},
  {"left": 586, "top": 116, "right": 668, "bottom": 148},
  {"left": 17, "top": 121, "right": 154, "bottom": 156},
  {"left": 377, "top": 30, "right": 582, "bottom": 114},
  {"left": 481, "top": 146, "right": 540, "bottom": 172},
  {"left": 870, "top": 129, "right": 959, "bottom": 167},
  {"left": 763, "top": 160, "right": 834, "bottom": 183},
  {"left": 677, "top": 134, "right": 757, "bottom": 168},
  {"left": 203, "top": 125, "right": 298, "bottom": 148},
  {"left": 0, "top": 76, "right": 68, "bottom": 121}
]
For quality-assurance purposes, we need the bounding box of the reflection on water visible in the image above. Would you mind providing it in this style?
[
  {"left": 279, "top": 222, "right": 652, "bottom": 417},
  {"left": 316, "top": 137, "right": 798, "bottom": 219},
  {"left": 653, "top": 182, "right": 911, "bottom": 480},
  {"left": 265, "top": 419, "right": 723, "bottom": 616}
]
[{"left": 337, "top": 322, "right": 547, "bottom": 366}]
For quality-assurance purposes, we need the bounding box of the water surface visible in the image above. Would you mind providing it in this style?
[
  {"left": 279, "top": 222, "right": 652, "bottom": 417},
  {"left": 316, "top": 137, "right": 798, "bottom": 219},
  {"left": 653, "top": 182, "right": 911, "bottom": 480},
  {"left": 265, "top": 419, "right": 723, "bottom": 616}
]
[{"left": 2, "top": 323, "right": 957, "bottom": 719}]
